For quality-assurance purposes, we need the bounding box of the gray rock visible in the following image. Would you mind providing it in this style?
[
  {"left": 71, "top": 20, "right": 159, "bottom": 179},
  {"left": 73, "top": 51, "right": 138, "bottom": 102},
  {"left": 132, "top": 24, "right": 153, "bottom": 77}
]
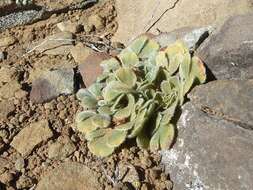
[
  {"left": 33, "top": 32, "right": 74, "bottom": 55},
  {"left": 198, "top": 13, "right": 253, "bottom": 80},
  {"left": 10, "top": 120, "right": 53, "bottom": 156},
  {"left": 189, "top": 80, "right": 253, "bottom": 130},
  {"left": 30, "top": 68, "right": 74, "bottom": 103},
  {"left": 153, "top": 26, "right": 213, "bottom": 49},
  {"left": 162, "top": 99, "right": 253, "bottom": 189},
  {"left": 48, "top": 137, "right": 76, "bottom": 160},
  {"left": 36, "top": 162, "right": 102, "bottom": 190},
  {"left": 0, "top": 0, "right": 98, "bottom": 30}
]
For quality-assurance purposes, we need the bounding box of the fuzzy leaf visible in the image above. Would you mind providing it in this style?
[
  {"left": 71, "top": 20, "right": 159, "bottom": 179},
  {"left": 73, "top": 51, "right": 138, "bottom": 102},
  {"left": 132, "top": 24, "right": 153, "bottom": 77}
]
[
  {"left": 150, "top": 122, "right": 175, "bottom": 151},
  {"left": 115, "top": 67, "right": 137, "bottom": 87},
  {"left": 128, "top": 109, "right": 147, "bottom": 138},
  {"left": 88, "top": 83, "right": 104, "bottom": 98},
  {"left": 107, "top": 130, "right": 127, "bottom": 148},
  {"left": 100, "top": 58, "right": 120, "bottom": 72},
  {"left": 118, "top": 49, "right": 139, "bottom": 67},
  {"left": 115, "top": 120, "right": 135, "bottom": 131},
  {"left": 103, "top": 81, "right": 131, "bottom": 102},
  {"left": 77, "top": 117, "right": 98, "bottom": 134},
  {"left": 138, "top": 38, "right": 160, "bottom": 59},
  {"left": 128, "top": 35, "right": 148, "bottom": 55},
  {"left": 161, "top": 80, "right": 172, "bottom": 94},
  {"left": 165, "top": 41, "right": 189, "bottom": 75},
  {"left": 91, "top": 114, "right": 111, "bottom": 128},
  {"left": 76, "top": 111, "right": 96, "bottom": 123},
  {"left": 179, "top": 52, "right": 191, "bottom": 81},
  {"left": 136, "top": 131, "right": 150, "bottom": 149},
  {"left": 191, "top": 56, "right": 206, "bottom": 84},
  {"left": 156, "top": 51, "right": 168, "bottom": 67},
  {"left": 97, "top": 105, "right": 113, "bottom": 115},
  {"left": 114, "top": 94, "right": 135, "bottom": 121},
  {"left": 88, "top": 136, "right": 115, "bottom": 157},
  {"left": 159, "top": 123, "right": 175, "bottom": 149},
  {"left": 77, "top": 89, "right": 98, "bottom": 109},
  {"left": 86, "top": 128, "right": 108, "bottom": 141}
]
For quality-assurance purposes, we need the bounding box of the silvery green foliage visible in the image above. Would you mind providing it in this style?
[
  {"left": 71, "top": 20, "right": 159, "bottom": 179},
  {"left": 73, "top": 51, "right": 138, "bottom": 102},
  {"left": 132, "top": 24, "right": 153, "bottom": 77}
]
[
  {"left": 76, "top": 35, "right": 206, "bottom": 157},
  {"left": 16, "top": 0, "right": 33, "bottom": 6}
]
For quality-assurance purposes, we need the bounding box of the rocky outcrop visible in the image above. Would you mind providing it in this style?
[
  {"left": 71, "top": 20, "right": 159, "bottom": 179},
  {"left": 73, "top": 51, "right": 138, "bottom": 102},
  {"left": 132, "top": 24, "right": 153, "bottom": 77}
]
[
  {"left": 198, "top": 13, "right": 253, "bottom": 80},
  {"left": 113, "top": 0, "right": 253, "bottom": 44},
  {"left": 161, "top": 80, "right": 253, "bottom": 190}
]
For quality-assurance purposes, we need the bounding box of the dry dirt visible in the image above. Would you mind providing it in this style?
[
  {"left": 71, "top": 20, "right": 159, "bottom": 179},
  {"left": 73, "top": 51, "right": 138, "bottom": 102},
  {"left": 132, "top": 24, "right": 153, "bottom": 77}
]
[{"left": 0, "top": 1, "right": 173, "bottom": 189}]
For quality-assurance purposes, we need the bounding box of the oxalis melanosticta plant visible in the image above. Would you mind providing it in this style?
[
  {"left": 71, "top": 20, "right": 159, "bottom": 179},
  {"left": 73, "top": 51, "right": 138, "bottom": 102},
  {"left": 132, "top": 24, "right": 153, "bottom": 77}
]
[{"left": 75, "top": 35, "right": 206, "bottom": 157}]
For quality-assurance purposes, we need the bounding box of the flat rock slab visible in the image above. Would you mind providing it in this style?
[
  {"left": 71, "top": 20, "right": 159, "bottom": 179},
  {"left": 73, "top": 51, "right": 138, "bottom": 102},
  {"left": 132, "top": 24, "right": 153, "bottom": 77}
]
[
  {"left": 78, "top": 52, "right": 110, "bottom": 87},
  {"left": 198, "top": 13, "right": 253, "bottom": 80},
  {"left": 34, "top": 32, "right": 74, "bottom": 55},
  {"left": 10, "top": 120, "right": 53, "bottom": 156},
  {"left": 113, "top": 0, "right": 253, "bottom": 44},
  {"left": 162, "top": 102, "right": 253, "bottom": 190},
  {"left": 36, "top": 162, "right": 102, "bottom": 190},
  {"left": 30, "top": 68, "right": 74, "bottom": 103},
  {"left": 153, "top": 26, "right": 212, "bottom": 49},
  {"left": 189, "top": 80, "right": 253, "bottom": 130},
  {"left": 48, "top": 137, "right": 76, "bottom": 160},
  {"left": 0, "top": 80, "right": 21, "bottom": 100},
  {"left": 0, "top": 100, "right": 15, "bottom": 120}
]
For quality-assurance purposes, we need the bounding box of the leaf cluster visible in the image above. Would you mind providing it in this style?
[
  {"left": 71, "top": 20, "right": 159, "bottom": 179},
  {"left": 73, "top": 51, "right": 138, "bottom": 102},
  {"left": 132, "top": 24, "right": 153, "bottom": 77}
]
[{"left": 76, "top": 35, "right": 206, "bottom": 157}]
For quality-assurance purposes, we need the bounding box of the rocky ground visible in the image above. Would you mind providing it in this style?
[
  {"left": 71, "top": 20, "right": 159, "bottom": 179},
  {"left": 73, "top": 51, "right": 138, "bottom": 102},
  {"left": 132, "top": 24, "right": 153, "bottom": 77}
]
[
  {"left": 0, "top": 1, "right": 173, "bottom": 190},
  {"left": 1, "top": 0, "right": 253, "bottom": 190}
]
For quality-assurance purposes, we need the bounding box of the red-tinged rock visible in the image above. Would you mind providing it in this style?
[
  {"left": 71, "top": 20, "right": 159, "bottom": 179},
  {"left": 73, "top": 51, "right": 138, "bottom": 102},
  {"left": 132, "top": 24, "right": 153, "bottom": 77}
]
[{"left": 78, "top": 52, "right": 110, "bottom": 87}]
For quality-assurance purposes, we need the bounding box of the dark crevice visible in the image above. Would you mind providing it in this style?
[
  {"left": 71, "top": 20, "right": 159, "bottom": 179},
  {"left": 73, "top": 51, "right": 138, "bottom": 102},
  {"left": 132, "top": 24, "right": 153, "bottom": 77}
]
[
  {"left": 201, "top": 106, "right": 253, "bottom": 131},
  {"left": 146, "top": 0, "right": 181, "bottom": 32}
]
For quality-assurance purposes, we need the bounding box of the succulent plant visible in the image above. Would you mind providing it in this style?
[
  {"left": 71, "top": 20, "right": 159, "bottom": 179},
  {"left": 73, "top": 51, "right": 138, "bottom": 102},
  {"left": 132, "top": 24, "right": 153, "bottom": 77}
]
[{"left": 76, "top": 35, "right": 206, "bottom": 157}]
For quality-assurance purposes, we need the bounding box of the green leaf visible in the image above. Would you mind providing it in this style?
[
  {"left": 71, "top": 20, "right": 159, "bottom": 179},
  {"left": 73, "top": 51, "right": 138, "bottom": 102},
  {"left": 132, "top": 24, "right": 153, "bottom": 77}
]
[
  {"left": 76, "top": 111, "right": 96, "bottom": 123},
  {"left": 136, "top": 131, "right": 150, "bottom": 149},
  {"left": 115, "top": 67, "right": 137, "bottom": 88},
  {"left": 103, "top": 81, "right": 131, "bottom": 102},
  {"left": 137, "top": 38, "right": 160, "bottom": 59},
  {"left": 179, "top": 52, "right": 191, "bottom": 81},
  {"left": 88, "top": 136, "right": 115, "bottom": 157},
  {"left": 128, "top": 109, "right": 147, "bottom": 138},
  {"left": 97, "top": 105, "right": 113, "bottom": 115},
  {"left": 191, "top": 56, "right": 206, "bottom": 84},
  {"left": 150, "top": 122, "right": 175, "bottom": 151},
  {"left": 77, "top": 117, "right": 98, "bottom": 134},
  {"left": 161, "top": 80, "right": 172, "bottom": 94},
  {"left": 114, "top": 94, "right": 135, "bottom": 121},
  {"left": 107, "top": 129, "right": 127, "bottom": 148},
  {"left": 91, "top": 114, "right": 111, "bottom": 128},
  {"left": 88, "top": 83, "right": 104, "bottom": 98},
  {"left": 86, "top": 128, "right": 108, "bottom": 141},
  {"left": 128, "top": 35, "right": 148, "bottom": 55},
  {"left": 165, "top": 41, "right": 189, "bottom": 75},
  {"left": 156, "top": 51, "right": 168, "bottom": 67},
  {"left": 115, "top": 120, "right": 135, "bottom": 131},
  {"left": 77, "top": 89, "right": 98, "bottom": 109},
  {"left": 118, "top": 49, "right": 139, "bottom": 67},
  {"left": 159, "top": 123, "right": 175, "bottom": 149},
  {"left": 100, "top": 58, "right": 120, "bottom": 72}
]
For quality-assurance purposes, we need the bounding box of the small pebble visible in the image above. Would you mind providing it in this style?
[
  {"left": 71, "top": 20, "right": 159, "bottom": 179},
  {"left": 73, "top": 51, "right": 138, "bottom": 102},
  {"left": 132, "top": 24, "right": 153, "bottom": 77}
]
[{"left": 15, "top": 157, "right": 25, "bottom": 171}]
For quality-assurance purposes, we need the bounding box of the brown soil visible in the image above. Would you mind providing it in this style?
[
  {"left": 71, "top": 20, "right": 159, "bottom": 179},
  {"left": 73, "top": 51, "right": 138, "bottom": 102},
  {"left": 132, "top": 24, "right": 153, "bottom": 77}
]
[{"left": 0, "top": 1, "right": 173, "bottom": 189}]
